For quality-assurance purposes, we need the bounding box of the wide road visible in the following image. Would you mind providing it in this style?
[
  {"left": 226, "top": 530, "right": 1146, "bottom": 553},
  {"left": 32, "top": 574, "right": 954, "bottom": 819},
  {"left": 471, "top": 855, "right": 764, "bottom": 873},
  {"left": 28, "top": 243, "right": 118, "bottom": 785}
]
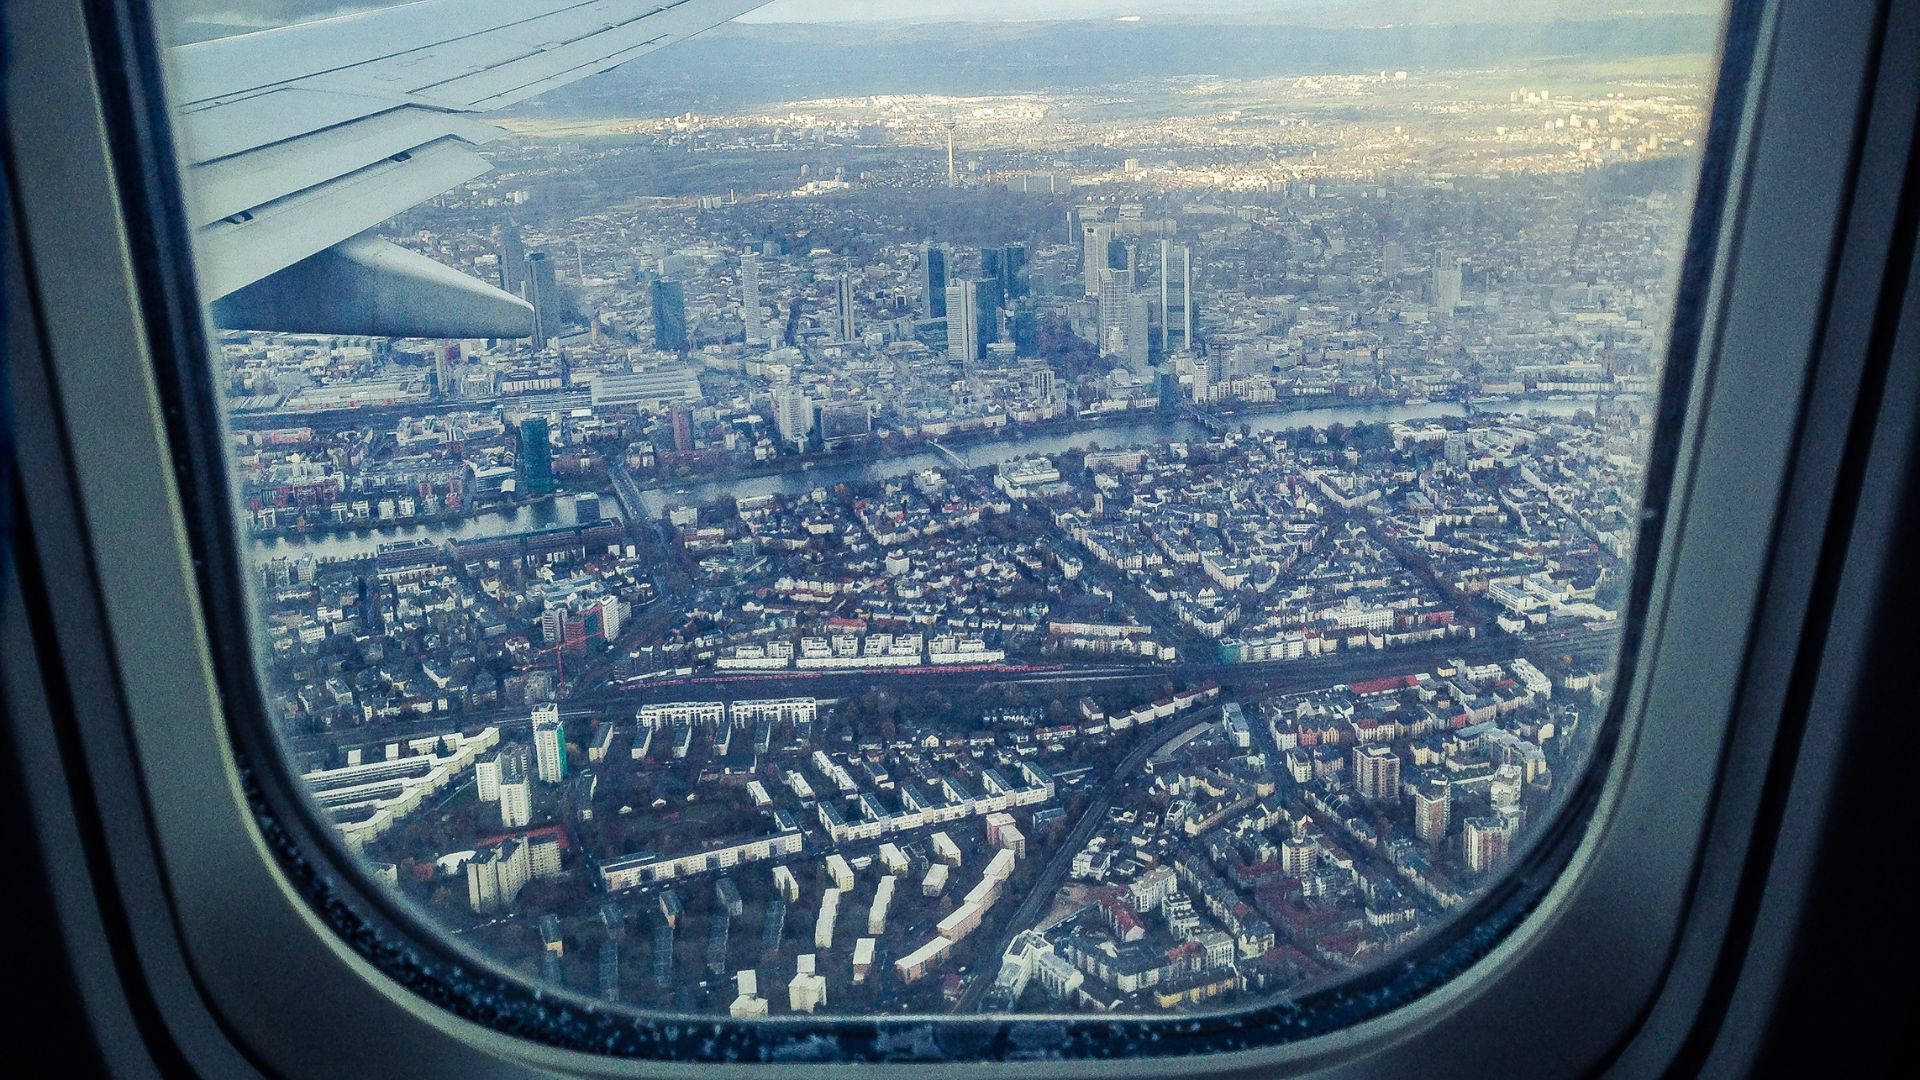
[
  {"left": 952, "top": 709, "right": 1220, "bottom": 1013},
  {"left": 280, "top": 625, "right": 1620, "bottom": 759}
]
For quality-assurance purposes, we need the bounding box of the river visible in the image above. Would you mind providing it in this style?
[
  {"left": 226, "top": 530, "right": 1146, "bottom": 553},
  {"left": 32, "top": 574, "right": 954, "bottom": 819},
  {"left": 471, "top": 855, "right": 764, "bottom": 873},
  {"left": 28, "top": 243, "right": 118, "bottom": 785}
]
[{"left": 253, "top": 398, "right": 1594, "bottom": 562}]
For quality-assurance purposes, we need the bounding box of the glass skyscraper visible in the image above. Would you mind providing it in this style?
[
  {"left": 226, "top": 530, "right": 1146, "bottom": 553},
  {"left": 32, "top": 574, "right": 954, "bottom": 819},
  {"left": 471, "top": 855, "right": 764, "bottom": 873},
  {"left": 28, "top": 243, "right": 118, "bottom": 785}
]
[
  {"left": 921, "top": 244, "right": 947, "bottom": 320},
  {"left": 517, "top": 416, "right": 555, "bottom": 495},
  {"left": 651, "top": 279, "right": 688, "bottom": 352}
]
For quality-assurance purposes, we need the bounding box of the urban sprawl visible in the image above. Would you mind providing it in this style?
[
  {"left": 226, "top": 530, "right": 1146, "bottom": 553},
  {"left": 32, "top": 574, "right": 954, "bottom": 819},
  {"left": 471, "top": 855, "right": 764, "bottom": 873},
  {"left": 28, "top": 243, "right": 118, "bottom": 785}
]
[{"left": 234, "top": 59, "right": 1703, "bottom": 1017}]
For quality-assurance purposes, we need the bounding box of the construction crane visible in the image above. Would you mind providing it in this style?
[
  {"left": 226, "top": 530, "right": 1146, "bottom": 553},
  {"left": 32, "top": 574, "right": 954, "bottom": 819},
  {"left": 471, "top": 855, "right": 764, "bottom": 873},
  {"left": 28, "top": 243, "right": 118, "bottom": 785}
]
[{"left": 529, "top": 636, "right": 579, "bottom": 683}]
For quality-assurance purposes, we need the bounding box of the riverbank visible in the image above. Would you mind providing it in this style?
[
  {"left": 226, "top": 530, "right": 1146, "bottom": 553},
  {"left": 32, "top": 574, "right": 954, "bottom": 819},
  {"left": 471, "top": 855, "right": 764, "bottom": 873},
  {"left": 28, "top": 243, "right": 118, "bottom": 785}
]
[
  {"left": 251, "top": 491, "right": 614, "bottom": 562},
  {"left": 255, "top": 395, "right": 1596, "bottom": 562},
  {"left": 250, "top": 493, "right": 560, "bottom": 543}
]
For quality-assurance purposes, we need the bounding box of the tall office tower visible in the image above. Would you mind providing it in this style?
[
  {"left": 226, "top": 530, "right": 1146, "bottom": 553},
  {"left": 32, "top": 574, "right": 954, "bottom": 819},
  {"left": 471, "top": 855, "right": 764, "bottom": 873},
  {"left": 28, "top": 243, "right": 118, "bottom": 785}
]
[
  {"left": 516, "top": 416, "right": 555, "bottom": 495},
  {"left": 498, "top": 746, "right": 532, "bottom": 829},
  {"left": 1188, "top": 353, "right": 1211, "bottom": 403},
  {"left": 1082, "top": 223, "right": 1113, "bottom": 296},
  {"left": 981, "top": 247, "right": 1002, "bottom": 287},
  {"left": 433, "top": 344, "right": 455, "bottom": 400},
  {"left": 974, "top": 276, "right": 1002, "bottom": 351},
  {"left": 1160, "top": 239, "right": 1172, "bottom": 353},
  {"left": 670, "top": 407, "right": 694, "bottom": 453},
  {"left": 1432, "top": 253, "right": 1463, "bottom": 317},
  {"left": 525, "top": 250, "right": 557, "bottom": 351},
  {"left": 1096, "top": 267, "right": 1134, "bottom": 352},
  {"left": 740, "top": 251, "right": 765, "bottom": 344},
  {"left": 1010, "top": 302, "right": 1039, "bottom": 356},
  {"left": 945, "top": 279, "right": 980, "bottom": 365},
  {"left": 1381, "top": 239, "right": 1404, "bottom": 278},
  {"left": 1125, "top": 293, "right": 1151, "bottom": 371},
  {"left": 836, "top": 273, "right": 857, "bottom": 341},
  {"left": 533, "top": 703, "right": 567, "bottom": 784},
  {"left": 1001, "top": 243, "right": 1027, "bottom": 299},
  {"left": 498, "top": 222, "right": 525, "bottom": 297},
  {"left": 1183, "top": 245, "right": 1195, "bottom": 352},
  {"left": 774, "top": 383, "right": 812, "bottom": 448},
  {"left": 651, "top": 279, "right": 688, "bottom": 352},
  {"left": 780, "top": 294, "right": 802, "bottom": 348},
  {"left": 1156, "top": 370, "right": 1183, "bottom": 414},
  {"left": 921, "top": 244, "right": 947, "bottom": 320}
]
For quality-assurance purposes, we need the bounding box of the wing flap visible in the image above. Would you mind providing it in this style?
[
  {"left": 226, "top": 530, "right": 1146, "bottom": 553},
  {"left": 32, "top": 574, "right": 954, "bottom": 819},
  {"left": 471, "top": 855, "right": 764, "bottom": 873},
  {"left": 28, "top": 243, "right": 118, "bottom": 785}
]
[
  {"left": 188, "top": 109, "right": 500, "bottom": 227},
  {"left": 167, "top": 0, "right": 773, "bottom": 328},
  {"left": 172, "top": 1, "right": 766, "bottom": 164},
  {"left": 195, "top": 137, "right": 488, "bottom": 300},
  {"left": 178, "top": 87, "right": 412, "bottom": 165},
  {"left": 401, "top": 28, "right": 672, "bottom": 110},
  {"left": 167, "top": 0, "right": 599, "bottom": 108},
  {"left": 212, "top": 234, "right": 535, "bottom": 339}
]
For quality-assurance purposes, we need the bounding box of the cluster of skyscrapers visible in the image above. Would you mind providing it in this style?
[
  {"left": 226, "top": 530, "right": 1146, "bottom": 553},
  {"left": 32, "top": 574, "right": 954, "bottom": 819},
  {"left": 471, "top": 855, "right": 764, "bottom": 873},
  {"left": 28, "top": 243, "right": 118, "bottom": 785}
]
[
  {"left": 910, "top": 241, "right": 1038, "bottom": 369},
  {"left": 491, "top": 223, "right": 567, "bottom": 354}
]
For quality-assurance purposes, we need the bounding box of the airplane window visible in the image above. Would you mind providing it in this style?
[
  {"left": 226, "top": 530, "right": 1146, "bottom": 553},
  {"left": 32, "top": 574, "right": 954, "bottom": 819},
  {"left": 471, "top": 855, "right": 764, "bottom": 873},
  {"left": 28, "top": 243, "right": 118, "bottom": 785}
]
[{"left": 148, "top": 0, "right": 1726, "bottom": 1051}]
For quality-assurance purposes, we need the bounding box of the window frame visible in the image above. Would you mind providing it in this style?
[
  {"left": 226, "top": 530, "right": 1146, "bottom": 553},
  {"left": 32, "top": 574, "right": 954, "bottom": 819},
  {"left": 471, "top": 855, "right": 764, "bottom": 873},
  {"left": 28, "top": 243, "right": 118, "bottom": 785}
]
[{"left": 4, "top": 0, "right": 1907, "bottom": 1075}]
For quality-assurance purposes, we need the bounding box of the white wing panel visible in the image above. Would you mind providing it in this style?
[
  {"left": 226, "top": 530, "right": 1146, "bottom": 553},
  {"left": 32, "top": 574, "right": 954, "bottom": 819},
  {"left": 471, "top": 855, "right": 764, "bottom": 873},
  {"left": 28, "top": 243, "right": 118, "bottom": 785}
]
[
  {"left": 171, "top": 1, "right": 767, "bottom": 163},
  {"left": 165, "top": 0, "right": 771, "bottom": 323},
  {"left": 194, "top": 138, "right": 488, "bottom": 300},
  {"left": 177, "top": 88, "right": 400, "bottom": 165},
  {"left": 168, "top": 0, "right": 598, "bottom": 106},
  {"left": 188, "top": 111, "right": 500, "bottom": 227}
]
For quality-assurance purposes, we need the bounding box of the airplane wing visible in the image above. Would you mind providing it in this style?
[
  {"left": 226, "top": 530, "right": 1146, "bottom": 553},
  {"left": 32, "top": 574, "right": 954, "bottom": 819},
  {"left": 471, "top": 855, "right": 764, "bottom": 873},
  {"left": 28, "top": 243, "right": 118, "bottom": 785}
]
[{"left": 170, "top": 0, "right": 771, "bottom": 337}]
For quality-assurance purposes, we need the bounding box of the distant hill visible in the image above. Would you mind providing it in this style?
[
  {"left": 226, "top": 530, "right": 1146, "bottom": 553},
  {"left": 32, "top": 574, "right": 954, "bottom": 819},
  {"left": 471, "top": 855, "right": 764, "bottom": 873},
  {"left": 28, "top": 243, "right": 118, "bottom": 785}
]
[{"left": 511, "top": 13, "right": 1719, "bottom": 117}]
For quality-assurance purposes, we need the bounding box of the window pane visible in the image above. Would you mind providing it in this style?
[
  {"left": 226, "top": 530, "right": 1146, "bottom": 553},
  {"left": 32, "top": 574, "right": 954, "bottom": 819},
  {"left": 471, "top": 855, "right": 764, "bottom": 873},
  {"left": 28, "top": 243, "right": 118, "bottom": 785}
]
[{"left": 163, "top": 0, "right": 1721, "bottom": 1025}]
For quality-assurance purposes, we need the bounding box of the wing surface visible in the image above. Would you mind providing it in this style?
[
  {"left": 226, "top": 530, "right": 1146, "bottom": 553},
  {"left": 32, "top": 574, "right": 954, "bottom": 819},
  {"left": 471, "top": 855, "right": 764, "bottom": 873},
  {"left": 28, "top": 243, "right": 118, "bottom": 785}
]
[{"left": 172, "top": 0, "right": 769, "bottom": 332}]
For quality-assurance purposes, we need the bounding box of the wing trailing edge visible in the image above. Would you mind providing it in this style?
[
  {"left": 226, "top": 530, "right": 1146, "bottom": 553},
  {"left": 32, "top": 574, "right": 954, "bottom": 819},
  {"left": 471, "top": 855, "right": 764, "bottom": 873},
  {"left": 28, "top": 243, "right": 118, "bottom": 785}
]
[
  {"left": 174, "top": 0, "right": 773, "bottom": 337},
  {"left": 210, "top": 234, "right": 536, "bottom": 339}
]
